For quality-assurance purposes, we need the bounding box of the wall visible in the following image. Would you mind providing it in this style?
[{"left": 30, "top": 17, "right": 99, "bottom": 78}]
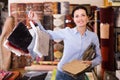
[
  {"left": 9, "top": 0, "right": 104, "bottom": 6},
  {"left": 8, "top": 0, "right": 104, "bottom": 16}
]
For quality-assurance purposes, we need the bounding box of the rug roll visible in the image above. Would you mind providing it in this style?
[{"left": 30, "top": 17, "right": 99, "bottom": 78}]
[
  {"left": 101, "top": 46, "right": 109, "bottom": 69},
  {"left": 69, "top": 4, "right": 79, "bottom": 15},
  {"left": 53, "top": 14, "right": 65, "bottom": 29},
  {"left": 10, "top": 3, "right": 26, "bottom": 14},
  {"left": 32, "top": 3, "right": 44, "bottom": 20},
  {"left": 87, "top": 6, "right": 97, "bottom": 32},
  {"left": 94, "top": 10, "right": 100, "bottom": 37},
  {"left": 100, "top": 6, "right": 114, "bottom": 24},
  {"left": 52, "top": 2, "right": 60, "bottom": 14},
  {"left": 10, "top": 3, "right": 44, "bottom": 26},
  {"left": 10, "top": 3, "right": 26, "bottom": 25},
  {"left": 65, "top": 14, "right": 76, "bottom": 28},
  {"left": 43, "top": 2, "right": 61, "bottom": 15},
  {"left": 11, "top": 54, "right": 32, "bottom": 69},
  {"left": 32, "top": 3, "right": 43, "bottom": 11},
  {"left": 0, "top": 16, "right": 15, "bottom": 70},
  {"left": 60, "top": 1, "right": 70, "bottom": 15},
  {"left": 80, "top": 4, "right": 91, "bottom": 16},
  {"left": 53, "top": 27, "right": 63, "bottom": 43},
  {"left": 100, "top": 6, "right": 115, "bottom": 71},
  {"left": 115, "top": 8, "right": 120, "bottom": 27},
  {"left": 117, "top": 34, "right": 120, "bottom": 52},
  {"left": 44, "top": 40, "right": 54, "bottom": 61},
  {"left": 91, "top": 6, "right": 97, "bottom": 15},
  {"left": 100, "top": 39, "right": 109, "bottom": 47},
  {"left": 43, "top": 2, "right": 53, "bottom": 15},
  {"left": 43, "top": 15, "right": 53, "bottom": 30}
]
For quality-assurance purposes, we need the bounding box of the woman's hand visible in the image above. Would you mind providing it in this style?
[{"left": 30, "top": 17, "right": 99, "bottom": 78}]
[
  {"left": 81, "top": 61, "right": 92, "bottom": 65},
  {"left": 28, "top": 10, "right": 40, "bottom": 22}
]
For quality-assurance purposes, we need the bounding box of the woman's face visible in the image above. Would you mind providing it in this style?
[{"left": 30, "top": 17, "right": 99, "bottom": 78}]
[{"left": 73, "top": 9, "right": 88, "bottom": 28}]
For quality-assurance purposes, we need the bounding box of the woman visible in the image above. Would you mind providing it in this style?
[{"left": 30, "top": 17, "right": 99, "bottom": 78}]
[
  {"left": 29, "top": 6, "right": 101, "bottom": 80},
  {"left": 0, "top": 16, "right": 15, "bottom": 70}
]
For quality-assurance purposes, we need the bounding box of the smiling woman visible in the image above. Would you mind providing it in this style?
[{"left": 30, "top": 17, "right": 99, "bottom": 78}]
[{"left": 28, "top": 5, "right": 101, "bottom": 80}]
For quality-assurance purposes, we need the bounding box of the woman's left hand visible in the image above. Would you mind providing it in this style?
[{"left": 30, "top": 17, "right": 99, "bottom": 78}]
[{"left": 81, "top": 61, "right": 92, "bottom": 65}]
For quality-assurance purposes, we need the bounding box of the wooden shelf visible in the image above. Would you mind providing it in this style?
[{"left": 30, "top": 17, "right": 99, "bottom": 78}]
[{"left": 111, "top": 2, "right": 120, "bottom": 6}]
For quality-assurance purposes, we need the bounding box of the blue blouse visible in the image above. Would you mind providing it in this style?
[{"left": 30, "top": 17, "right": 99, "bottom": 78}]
[{"left": 37, "top": 22, "right": 102, "bottom": 72}]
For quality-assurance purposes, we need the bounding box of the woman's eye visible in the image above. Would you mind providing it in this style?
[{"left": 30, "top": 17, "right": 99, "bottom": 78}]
[
  {"left": 81, "top": 14, "right": 86, "bottom": 17},
  {"left": 74, "top": 15, "right": 79, "bottom": 18}
]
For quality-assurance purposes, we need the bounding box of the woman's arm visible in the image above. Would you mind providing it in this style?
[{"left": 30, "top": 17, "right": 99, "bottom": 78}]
[
  {"left": 28, "top": 10, "right": 65, "bottom": 40},
  {"left": 91, "top": 34, "right": 102, "bottom": 67}
]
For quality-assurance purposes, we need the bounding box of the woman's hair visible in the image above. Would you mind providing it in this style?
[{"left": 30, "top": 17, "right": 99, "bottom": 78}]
[{"left": 71, "top": 6, "right": 88, "bottom": 17}]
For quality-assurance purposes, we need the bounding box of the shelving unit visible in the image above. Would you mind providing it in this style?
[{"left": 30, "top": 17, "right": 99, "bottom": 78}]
[
  {"left": 111, "top": 2, "right": 120, "bottom": 6},
  {"left": 113, "top": 6, "right": 120, "bottom": 71}
]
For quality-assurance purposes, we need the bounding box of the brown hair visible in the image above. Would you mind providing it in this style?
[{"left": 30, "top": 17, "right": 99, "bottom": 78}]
[{"left": 71, "top": 6, "right": 88, "bottom": 17}]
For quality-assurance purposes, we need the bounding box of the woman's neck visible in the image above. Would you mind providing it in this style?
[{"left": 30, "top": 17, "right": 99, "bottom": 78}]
[{"left": 77, "top": 26, "right": 87, "bottom": 35}]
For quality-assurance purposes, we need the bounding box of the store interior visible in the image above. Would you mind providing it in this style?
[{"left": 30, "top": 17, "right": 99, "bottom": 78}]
[{"left": 0, "top": 0, "right": 120, "bottom": 80}]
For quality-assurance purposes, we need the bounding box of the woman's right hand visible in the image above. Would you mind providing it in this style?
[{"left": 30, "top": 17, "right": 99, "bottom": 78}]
[{"left": 28, "top": 10, "right": 40, "bottom": 23}]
